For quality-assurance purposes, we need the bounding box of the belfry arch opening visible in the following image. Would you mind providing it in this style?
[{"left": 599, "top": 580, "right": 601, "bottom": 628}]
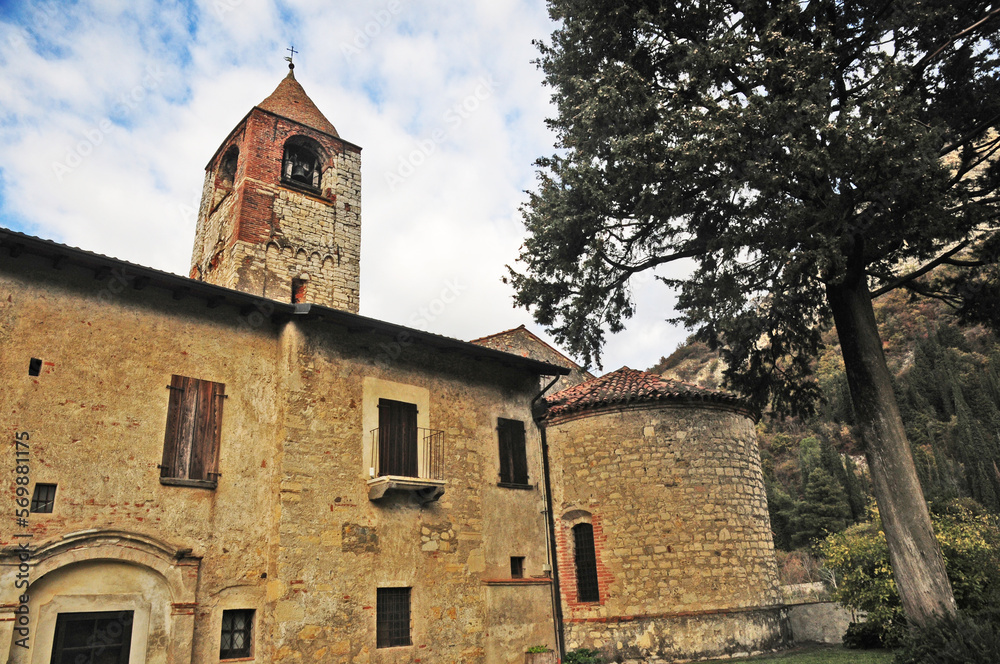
[
  {"left": 218, "top": 146, "right": 239, "bottom": 188},
  {"left": 282, "top": 136, "right": 324, "bottom": 191}
]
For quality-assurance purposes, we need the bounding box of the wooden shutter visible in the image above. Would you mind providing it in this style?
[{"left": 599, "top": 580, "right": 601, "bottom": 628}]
[
  {"left": 162, "top": 375, "right": 225, "bottom": 481},
  {"left": 378, "top": 399, "right": 418, "bottom": 477},
  {"left": 189, "top": 380, "right": 225, "bottom": 480},
  {"left": 498, "top": 418, "right": 528, "bottom": 485},
  {"left": 161, "top": 375, "right": 187, "bottom": 478}
]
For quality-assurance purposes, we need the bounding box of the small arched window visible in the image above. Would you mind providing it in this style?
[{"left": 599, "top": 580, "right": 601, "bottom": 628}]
[
  {"left": 212, "top": 145, "right": 240, "bottom": 211},
  {"left": 282, "top": 137, "right": 322, "bottom": 191},
  {"left": 218, "top": 146, "right": 239, "bottom": 189}
]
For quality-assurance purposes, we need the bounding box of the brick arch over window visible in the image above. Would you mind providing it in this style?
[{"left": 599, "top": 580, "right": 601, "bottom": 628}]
[
  {"left": 556, "top": 510, "right": 612, "bottom": 610},
  {"left": 281, "top": 135, "right": 325, "bottom": 191}
]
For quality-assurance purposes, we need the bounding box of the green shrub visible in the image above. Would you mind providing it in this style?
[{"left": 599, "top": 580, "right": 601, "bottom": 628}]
[
  {"left": 819, "top": 501, "right": 1000, "bottom": 646},
  {"left": 564, "top": 648, "right": 603, "bottom": 664},
  {"left": 525, "top": 645, "right": 551, "bottom": 653},
  {"left": 818, "top": 518, "right": 904, "bottom": 645},
  {"left": 843, "top": 621, "right": 896, "bottom": 650},
  {"left": 894, "top": 611, "right": 1000, "bottom": 664}
]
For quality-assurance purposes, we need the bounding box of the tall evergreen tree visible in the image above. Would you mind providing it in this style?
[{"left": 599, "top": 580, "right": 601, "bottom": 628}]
[
  {"left": 514, "top": 0, "right": 1000, "bottom": 625},
  {"left": 791, "top": 466, "right": 852, "bottom": 548},
  {"left": 954, "top": 386, "right": 1000, "bottom": 511}
]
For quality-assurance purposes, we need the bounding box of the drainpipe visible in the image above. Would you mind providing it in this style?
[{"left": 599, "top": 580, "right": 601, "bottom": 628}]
[{"left": 532, "top": 375, "right": 565, "bottom": 660}]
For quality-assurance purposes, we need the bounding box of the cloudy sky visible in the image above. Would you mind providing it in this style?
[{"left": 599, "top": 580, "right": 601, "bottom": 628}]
[{"left": 0, "top": 0, "right": 689, "bottom": 373}]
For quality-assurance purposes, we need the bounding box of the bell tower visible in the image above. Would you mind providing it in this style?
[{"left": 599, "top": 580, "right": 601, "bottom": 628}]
[{"left": 190, "top": 64, "right": 361, "bottom": 312}]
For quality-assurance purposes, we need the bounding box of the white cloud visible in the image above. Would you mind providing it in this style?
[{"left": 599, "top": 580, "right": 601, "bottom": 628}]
[{"left": 0, "top": 0, "right": 691, "bottom": 376}]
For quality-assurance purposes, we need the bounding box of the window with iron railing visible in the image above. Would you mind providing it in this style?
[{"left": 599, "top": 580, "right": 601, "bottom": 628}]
[{"left": 371, "top": 399, "right": 444, "bottom": 480}]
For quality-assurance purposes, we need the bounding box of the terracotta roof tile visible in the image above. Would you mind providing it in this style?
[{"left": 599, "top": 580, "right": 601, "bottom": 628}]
[
  {"left": 544, "top": 366, "right": 746, "bottom": 418},
  {"left": 257, "top": 69, "right": 339, "bottom": 137}
]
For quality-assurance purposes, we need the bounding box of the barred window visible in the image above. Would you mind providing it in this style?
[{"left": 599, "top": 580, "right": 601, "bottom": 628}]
[
  {"left": 220, "top": 609, "right": 254, "bottom": 659},
  {"left": 573, "top": 523, "right": 600, "bottom": 602},
  {"left": 51, "top": 611, "right": 133, "bottom": 664},
  {"left": 30, "top": 483, "right": 56, "bottom": 513},
  {"left": 376, "top": 587, "right": 411, "bottom": 648}
]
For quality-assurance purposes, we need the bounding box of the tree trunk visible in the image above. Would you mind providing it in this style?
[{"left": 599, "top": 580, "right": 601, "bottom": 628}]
[{"left": 826, "top": 277, "right": 957, "bottom": 627}]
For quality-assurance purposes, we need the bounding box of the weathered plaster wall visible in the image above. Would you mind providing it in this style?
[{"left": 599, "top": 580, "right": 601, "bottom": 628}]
[
  {"left": 268, "top": 319, "right": 556, "bottom": 663},
  {"left": 0, "top": 255, "right": 284, "bottom": 663},
  {"left": 546, "top": 402, "right": 787, "bottom": 662}
]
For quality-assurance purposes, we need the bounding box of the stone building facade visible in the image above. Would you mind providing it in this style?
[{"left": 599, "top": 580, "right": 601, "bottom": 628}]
[
  {"left": 0, "top": 68, "right": 787, "bottom": 664},
  {"left": 0, "top": 229, "right": 562, "bottom": 664}
]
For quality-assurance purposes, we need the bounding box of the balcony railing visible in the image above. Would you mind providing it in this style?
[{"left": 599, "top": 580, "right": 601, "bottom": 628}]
[
  {"left": 370, "top": 427, "right": 445, "bottom": 481},
  {"left": 367, "top": 427, "right": 446, "bottom": 503}
]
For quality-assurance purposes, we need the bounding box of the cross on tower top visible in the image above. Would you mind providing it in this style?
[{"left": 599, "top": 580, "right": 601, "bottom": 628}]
[{"left": 285, "top": 45, "right": 298, "bottom": 70}]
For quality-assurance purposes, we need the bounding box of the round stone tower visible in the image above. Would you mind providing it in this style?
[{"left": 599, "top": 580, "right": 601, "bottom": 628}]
[
  {"left": 189, "top": 65, "right": 361, "bottom": 312},
  {"left": 544, "top": 367, "right": 789, "bottom": 662}
]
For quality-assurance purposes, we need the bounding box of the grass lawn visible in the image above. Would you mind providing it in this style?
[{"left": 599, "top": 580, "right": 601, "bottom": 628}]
[{"left": 704, "top": 644, "right": 895, "bottom": 664}]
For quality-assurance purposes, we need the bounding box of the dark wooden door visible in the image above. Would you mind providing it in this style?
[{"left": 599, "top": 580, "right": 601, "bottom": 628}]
[{"left": 378, "top": 399, "right": 418, "bottom": 477}]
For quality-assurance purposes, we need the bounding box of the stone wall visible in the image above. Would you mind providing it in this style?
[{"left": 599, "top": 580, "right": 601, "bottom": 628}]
[
  {"left": 189, "top": 108, "right": 362, "bottom": 312},
  {"left": 565, "top": 608, "right": 790, "bottom": 663},
  {"left": 781, "top": 583, "right": 855, "bottom": 644},
  {"left": 545, "top": 401, "right": 787, "bottom": 662},
  {"left": 470, "top": 326, "right": 592, "bottom": 393}
]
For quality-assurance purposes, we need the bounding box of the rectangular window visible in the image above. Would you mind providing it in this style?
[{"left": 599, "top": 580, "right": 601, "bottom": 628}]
[
  {"left": 377, "top": 399, "right": 418, "bottom": 477},
  {"left": 220, "top": 609, "right": 254, "bottom": 659},
  {"left": 51, "top": 611, "right": 133, "bottom": 664},
  {"left": 497, "top": 418, "right": 529, "bottom": 486},
  {"left": 291, "top": 278, "right": 307, "bottom": 304},
  {"left": 510, "top": 556, "right": 525, "bottom": 579},
  {"left": 573, "top": 523, "right": 600, "bottom": 602},
  {"left": 161, "top": 375, "right": 225, "bottom": 486},
  {"left": 376, "top": 587, "right": 411, "bottom": 648},
  {"left": 30, "top": 483, "right": 56, "bottom": 513}
]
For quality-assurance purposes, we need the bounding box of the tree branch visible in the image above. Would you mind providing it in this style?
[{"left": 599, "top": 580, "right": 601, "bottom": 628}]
[
  {"left": 870, "top": 240, "right": 971, "bottom": 297},
  {"left": 599, "top": 245, "right": 704, "bottom": 279},
  {"left": 940, "top": 110, "right": 1000, "bottom": 159},
  {"left": 911, "top": 6, "right": 1000, "bottom": 79}
]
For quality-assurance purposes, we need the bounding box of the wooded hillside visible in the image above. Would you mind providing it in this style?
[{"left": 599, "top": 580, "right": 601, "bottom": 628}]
[{"left": 651, "top": 288, "right": 1000, "bottom": 552}]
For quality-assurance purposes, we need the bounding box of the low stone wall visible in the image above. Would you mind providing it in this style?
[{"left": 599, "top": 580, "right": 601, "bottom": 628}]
[
  {"left": 781, "top": 583, "right": 858, "bottom": 644},
  {"left": 565, "top": 606, "right": 791, "bottom": 663},
  {"left": 786, "top": 602, "right": 854, "bottom": 644}
]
